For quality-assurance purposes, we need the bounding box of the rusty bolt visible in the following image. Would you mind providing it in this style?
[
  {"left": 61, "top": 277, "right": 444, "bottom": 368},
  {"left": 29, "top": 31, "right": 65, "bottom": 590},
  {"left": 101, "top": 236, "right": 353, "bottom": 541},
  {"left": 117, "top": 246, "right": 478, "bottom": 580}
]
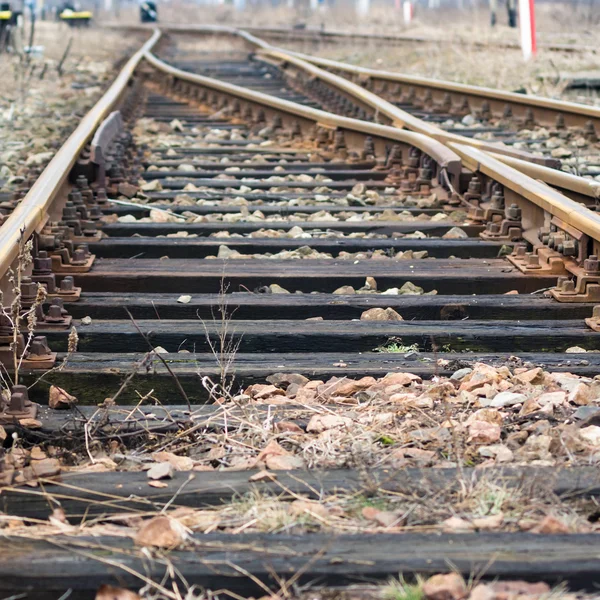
[
  {"left": 524, "top": 108, "right": 535, "bottom": 127},
  {"left": 72, "top": 248, "right": 87, "bottom": 263},
  {"left": 333, "top": 130, "right": 347, "bottom": 151},
  {"left": 592, "top": 305, "right": 600, "bottom": 319},
  {"left": 502, "top": 104, "right": 512, "bottom": 119},
  {"left": 29, "top": 336, "right": 52, "bottom": 359},
  {"left": 363, "top": 136, "right": 376, "bottom": 158},
  {"left": 514, "top": 244, "right": 527, "bottom": 257},
  {"left": 33, "top": 251, "right": 52, "bottom": 274},
  {"left": 96, "top": 189, "right": 108, "bottom": 204},
  {"left": 6, "top": 392, "right": 26, "bottom": 414},
  {"left": 561, "top": 239, "right": 578, "bottom": 256},
  {"left": 11, "top": 384, "right": 31, "bottom": 407},
  {"left": 45, "top": 305, "right": 65, "bottom": 323},
  {"left": 20, "top": 277, "right": 38, "bottom": 301},
  {"left": 584, "top": 255, "right": 600, "bottom": 274},
  {"left": 555, "top": 114, "right": 565, "bottom": 129},
  {"left": 468, "top": 177, "right": 482, "bottom": 194},
  {"left": 60, "top": 276, "right": 75, "bottom": 293},
  {"left": 506, "top": 203, "right": 521, "bottom": 220},
  {"left": 487, "top": 223, "right": 500, "bottom": 234},
  {"left": 526, "top": 253, "right": 541, "bottom": 268},
  {"left": 584, "top": 120, "right": 598, "bottom": 142},
  {"left": 558, "top": 278, "right": 576, "bottom": 293},
  {"left": 76, "top": 175, "right": 90, "bottom": 190}
]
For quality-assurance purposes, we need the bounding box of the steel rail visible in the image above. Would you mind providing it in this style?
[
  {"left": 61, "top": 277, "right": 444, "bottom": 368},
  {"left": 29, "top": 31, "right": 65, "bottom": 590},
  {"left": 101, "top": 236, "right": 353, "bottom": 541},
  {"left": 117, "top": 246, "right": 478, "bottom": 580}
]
[
  {"left": 142, "top": 50, "right": 463, "bottom": 178},
  {"left": 129, "top": 24, "right": 564, "bottom": 166},
  {"left": 258, "top": 47, "right": 559, "bottom": 164},
  {"left": 281, "top": 49, "right": 600, "bottom": 130},
  {"left": 450, "top": 142, "right": 600, "bottom": 241},
  {"left": 147, "top": 24, "right": 600, "bottom": 202},
  {"left": 143, "top": 43, "right": 600, "bottom": 254},
  {"left": 494, "top": 155, "right": 600, "bottom": 202},
  {"left": 0, "top": 30, "right": 162, "bottom": 279}
]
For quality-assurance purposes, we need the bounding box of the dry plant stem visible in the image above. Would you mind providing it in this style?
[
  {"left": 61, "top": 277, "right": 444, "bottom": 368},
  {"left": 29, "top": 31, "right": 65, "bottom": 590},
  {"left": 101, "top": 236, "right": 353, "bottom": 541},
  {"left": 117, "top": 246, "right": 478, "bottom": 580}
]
[
  {"left": 0, "top": 233, "right": 44, "bottom": 388},
  {"left": 198, "top": 276, "right": 242, "bottom": 398},
  {"left": 124, "top": 308, "right": 191, "bottom": 411}
]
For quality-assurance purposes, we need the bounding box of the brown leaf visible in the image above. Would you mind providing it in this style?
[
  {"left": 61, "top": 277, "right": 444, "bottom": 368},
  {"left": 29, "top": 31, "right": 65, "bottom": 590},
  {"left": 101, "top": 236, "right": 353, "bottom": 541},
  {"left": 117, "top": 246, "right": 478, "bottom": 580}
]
[
  {"left": 441, "top": 516, "right": 474, "bottom": 532},
  {"left": 274, "top": 421, "right": 303, "bottom": 433},
  {"left": 18, "top": 418, "right": 41, "bottom": 429},
  {"left": 151, "top": 451, "right": 193, "bottom": 471},
  {"left": 422, "top": 573, "right": 467, "bottom": 600},
  {"left": 531, "top": 514, "right": 570, "bottom": 534},
  {"left": 49, "top": 385, "right": 77, "bottom": 409},
  {"left": 289, "top": 499, "right": 329, "bottom": 519},
  {"left": 134, "top": 515, "right": 187, "bottom": 548},
  {"left": 472, "top": 512, "right": 504, "bottom": 530},
  {"left": 249, "top": 470, "right": 277, "bottom": 482},
  {"left": 148, "top": 481, "right": 169, "bottom": 488},
  {"left": 256, "top": 439, "right": 289, "bottom": 462},
  {"left": 30, "top": 458, "right": 61, "bottom": 478},
  {"left": 265, "top": 454, "right": 305, "bottom": 470},
  {"left": 96, "top": 584, "right": 141, "bottom": 600},
  {"left": 361, "top": 506, "right": 400, "bottom": 527}
]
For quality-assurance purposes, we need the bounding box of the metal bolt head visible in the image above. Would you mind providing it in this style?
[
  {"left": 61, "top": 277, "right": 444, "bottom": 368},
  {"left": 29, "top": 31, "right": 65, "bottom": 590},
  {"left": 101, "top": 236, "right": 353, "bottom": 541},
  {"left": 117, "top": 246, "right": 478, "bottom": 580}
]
[
  {"left": 506, "top": 203, "right": 521, "bottom": 220},
  {"left": 584, "top": 255, "right": 600, "bottom": 273},
  {"left": 12, "top": 384, "right": 30, "bottom": 404},
  {"left": 29, "top": 336, "right": 51, "bottom": 358},
  {"left": 60, "top": 276, "right": 75, "bottom": 292}
]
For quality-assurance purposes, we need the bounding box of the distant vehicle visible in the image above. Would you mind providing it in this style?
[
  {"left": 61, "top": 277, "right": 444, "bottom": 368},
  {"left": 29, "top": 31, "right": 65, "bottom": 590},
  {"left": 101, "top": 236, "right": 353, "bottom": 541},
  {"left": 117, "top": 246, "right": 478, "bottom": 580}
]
[
  {"left": 0, "top": 2, "right": 23, "bottom": 52},
  {"left": 59, "top": 3, "right": 92, "bottom": 26},
  {"left": 0, "top": 2, "right": 22, "bottom": 26},
  {"left": 140, "top": 1, "right": 157, "bottom": 22}
]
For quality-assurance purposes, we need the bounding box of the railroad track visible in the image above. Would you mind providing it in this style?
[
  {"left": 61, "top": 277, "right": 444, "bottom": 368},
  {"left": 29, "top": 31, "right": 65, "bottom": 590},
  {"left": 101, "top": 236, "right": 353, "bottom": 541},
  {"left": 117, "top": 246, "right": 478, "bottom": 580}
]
[{"left": 3, "top": 26, "right": 600, "bottom": 599}]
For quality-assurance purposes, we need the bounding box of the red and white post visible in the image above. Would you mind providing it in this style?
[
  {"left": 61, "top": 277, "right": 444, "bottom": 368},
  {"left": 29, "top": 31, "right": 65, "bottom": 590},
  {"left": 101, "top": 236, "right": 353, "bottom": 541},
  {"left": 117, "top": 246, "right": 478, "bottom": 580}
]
[
  {"left": 519, "top": 0, "right": 536, "bottom": 60},
  {"left": 403, "top": 0, "right": 413, "bottom": 24}
]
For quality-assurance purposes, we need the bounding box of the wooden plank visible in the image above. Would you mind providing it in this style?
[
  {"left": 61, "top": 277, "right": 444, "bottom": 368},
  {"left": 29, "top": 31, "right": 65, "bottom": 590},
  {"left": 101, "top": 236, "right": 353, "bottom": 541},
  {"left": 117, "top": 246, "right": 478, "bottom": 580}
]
[
  {"left": 100, "top": 221, "right": 484, "bottom": 237},
  {"left": 67, "top": 292, "right": 588, "bottom": 321},
  {"left": 2, "top": 531, "right": 600, "bottom": 598},
  {"left": 21, "top": 350, "right": 597, "bottom": 404},
  {"left": 39, "top": 319, "right": 598, "bottom": 354},
  {"left": 88, "top": 237, "right": 503, "bottom": 259},
  {"left": 67, "top": 258, "right": 552, "bottom": 294},
  {"left": 3, "top": 466, "right": 600, "bottom": 521}
]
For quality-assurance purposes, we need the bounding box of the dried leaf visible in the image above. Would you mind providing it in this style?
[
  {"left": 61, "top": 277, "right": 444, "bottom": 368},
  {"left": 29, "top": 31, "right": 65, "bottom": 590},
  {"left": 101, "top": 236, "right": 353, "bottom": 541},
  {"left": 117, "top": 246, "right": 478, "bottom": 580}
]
[
  {"left": 148, "top": 481, "right": 169, "bottom": 489},
  {"left": 134, "top": 515, "right": 187, "bottom": 548},
  {"left": 49, "top": 385, "right": 77, "bottom": 409},
  {"left": 151, "top": 451, "right": 193, "bottom": 471},
  {"left": 96, "top": 584, "right": 142, "bottom": 600},
  {"left": 249, "top": 470, "right": 277, "bottom": 482}
]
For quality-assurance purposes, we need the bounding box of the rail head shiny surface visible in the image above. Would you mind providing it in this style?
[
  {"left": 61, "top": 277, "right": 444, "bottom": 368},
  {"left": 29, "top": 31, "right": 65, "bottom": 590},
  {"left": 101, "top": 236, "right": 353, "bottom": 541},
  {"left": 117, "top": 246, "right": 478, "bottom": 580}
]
[
  {"left": 0, "top": 29, "right": 162, "bottom": 278},
  {"left": 142, "top": 49, "right": 462, "bottom": 176}
]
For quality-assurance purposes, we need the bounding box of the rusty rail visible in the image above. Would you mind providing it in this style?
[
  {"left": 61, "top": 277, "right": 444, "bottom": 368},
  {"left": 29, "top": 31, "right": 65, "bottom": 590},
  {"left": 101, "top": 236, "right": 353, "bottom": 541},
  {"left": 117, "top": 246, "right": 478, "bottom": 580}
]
[
  {"left": 0, "top": 30, "right": 161, "bottom": 279},
  {"left": 142, "top": 50, "right": 463, "bottom": 181},
  {"left": 284, "top": 50, "right": 600, "bottom": 131}
]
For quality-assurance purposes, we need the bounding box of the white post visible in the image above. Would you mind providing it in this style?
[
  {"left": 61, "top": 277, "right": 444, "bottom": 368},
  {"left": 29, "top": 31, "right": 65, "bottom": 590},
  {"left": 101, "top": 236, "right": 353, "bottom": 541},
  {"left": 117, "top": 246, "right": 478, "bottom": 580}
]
[
  {"left": 309, "top": 0, "right": 318, "bottom": 11},
  {"left": 519, "top": 0, "right": 536, "bottom": 60},
  {"left": 403, "top": 0, "right": 412, "bottom": 23},
  {"left": 357, "top": 0, "right": 370, "bottom": 16}
]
